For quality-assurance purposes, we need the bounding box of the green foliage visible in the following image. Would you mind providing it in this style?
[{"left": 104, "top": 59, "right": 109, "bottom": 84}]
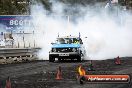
[
  {"left": 0, "top": 0, "right": 30, "bottom": 15},
  {"left": 0, "top": 0, "right": 132, "bottom": 15}
]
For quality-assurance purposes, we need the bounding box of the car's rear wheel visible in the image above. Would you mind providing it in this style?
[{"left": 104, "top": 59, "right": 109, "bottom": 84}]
[{"left": 49, "top": 55, "right": 55, "bottom": 62}]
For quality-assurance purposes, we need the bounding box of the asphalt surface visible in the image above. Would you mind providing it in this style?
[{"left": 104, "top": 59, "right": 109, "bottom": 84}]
[{"left": 0, "top": 57, "right": 132, "bottom": 88}]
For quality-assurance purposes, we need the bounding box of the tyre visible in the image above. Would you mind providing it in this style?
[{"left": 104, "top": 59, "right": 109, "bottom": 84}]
[
  {"left": 58, "top": 58, "right": 61, "bottom": 62},
  {"left": 26, "top": 59, "right": 29, "bottom": 61},
  {"left": 77, "top": 55, "right": 82, "bottom": 62},
  {"left": 49, "top": 55, "right": 55, "bottom": 62}
]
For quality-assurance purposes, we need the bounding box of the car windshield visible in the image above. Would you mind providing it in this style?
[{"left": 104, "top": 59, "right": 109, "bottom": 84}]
[{"left": 56, "top": 38, "right": 81, "bottom": 44}]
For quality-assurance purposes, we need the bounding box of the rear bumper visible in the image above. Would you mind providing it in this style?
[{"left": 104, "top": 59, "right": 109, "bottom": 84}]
[{"left": 49, "top": 52, "right": 80, "bottom": 59}]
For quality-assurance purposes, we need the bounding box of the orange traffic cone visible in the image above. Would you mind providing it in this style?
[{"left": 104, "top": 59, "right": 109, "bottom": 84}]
[
  {"left": 56, "top": 66, "right": 62, "bottom": 80},
  {"left": 5, "top": 76, "right": 11, "bottom": 88},
  {"left": 115, "top": 56, "right": 121, "bottom": 65},
  {"left": 117, "top": 56, "right": 121, "bottom": 65},
  {"left": 78, "top": 65, "right": 86, "bottom": 76}
]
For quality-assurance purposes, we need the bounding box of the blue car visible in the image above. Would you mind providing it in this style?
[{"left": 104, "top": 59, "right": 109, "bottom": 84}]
[{"left": 49, "top": 35, "right": 86, "bottom": 62}]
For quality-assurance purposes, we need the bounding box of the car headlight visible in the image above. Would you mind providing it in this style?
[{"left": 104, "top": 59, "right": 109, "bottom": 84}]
[
  {"left": 52, "top": 48, "right": 56, "bottom": 52},
  {"left": 72, "top": 48, "right": 77, "bottom": 52}
]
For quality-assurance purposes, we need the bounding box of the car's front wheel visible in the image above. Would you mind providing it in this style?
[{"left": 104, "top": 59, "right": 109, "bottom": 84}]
[
  {"left": 49, "top": 55, "right": 55, "bottom": 62},
  {"left": 77, "top": 55, "right": 82, "bottom": 62}
]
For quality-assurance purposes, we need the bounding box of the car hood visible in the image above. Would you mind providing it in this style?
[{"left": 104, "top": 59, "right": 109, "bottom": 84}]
[{"left": 52, "top": 44, "right": 81, "bottom": 48}]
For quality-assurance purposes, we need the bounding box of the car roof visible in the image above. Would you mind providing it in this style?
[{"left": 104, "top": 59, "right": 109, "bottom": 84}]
[{"left": 57, "top": 36, "right": 79, "bottom": 38}]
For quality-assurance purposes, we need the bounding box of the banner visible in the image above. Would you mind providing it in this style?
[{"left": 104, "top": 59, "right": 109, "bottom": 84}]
[{"left": 0, "top": 15, "right": 32, "bottom": 31}]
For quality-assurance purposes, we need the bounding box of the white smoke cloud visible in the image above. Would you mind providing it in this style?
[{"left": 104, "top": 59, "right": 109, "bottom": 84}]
[{"left": 30, "top": 1, "right": 132, "bottom": 60}]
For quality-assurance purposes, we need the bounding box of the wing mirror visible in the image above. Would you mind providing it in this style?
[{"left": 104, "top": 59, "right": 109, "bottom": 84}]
[{"left": 51, "top": 42, "right": 55, "bottom": 45}]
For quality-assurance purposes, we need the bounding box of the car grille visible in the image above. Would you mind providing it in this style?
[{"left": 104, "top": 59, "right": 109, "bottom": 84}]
[{"left": 52, "top": 48, "right": 74, "bottom": 52}]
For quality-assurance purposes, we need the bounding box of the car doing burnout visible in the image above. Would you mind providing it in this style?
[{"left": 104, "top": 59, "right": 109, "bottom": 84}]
[{"left": 49, "top": 34, "right": 86, "bottom": 62}]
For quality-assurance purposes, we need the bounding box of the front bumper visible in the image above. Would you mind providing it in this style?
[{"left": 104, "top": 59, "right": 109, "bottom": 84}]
[{"left": 49, "top": 52, "right": 80, "bottom": 59}]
